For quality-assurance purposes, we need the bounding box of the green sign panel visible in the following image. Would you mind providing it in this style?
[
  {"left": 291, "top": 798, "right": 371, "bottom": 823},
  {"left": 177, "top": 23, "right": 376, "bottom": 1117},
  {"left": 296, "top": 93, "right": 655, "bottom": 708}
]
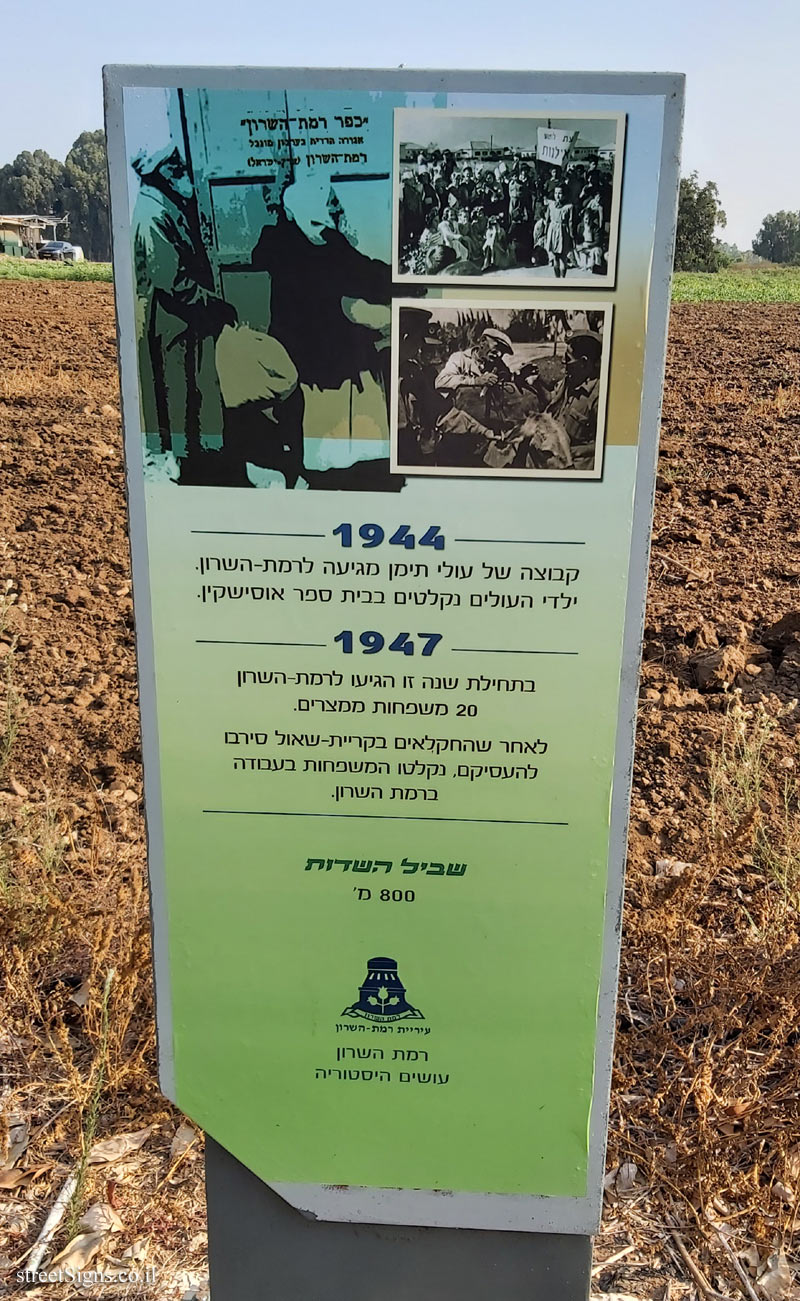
[{"left": 105, "top": 67, "right": 682, "bottom": 1233}]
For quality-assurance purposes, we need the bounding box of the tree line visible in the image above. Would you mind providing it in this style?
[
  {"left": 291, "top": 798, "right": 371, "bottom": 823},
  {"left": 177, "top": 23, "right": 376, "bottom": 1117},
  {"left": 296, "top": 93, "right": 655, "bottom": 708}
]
[
  {"left": 1, "top": 131, "right": 798, "bottom": 271},
  {"left": 0, "top": 130, "right": 109, "bottom": 261},
  {"left": 675, "top": 171, "right": 800, "bottom": 271}
]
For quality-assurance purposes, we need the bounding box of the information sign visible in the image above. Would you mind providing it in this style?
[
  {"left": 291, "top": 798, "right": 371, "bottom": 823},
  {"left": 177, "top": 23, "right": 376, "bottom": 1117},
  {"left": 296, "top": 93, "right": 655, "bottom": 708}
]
[{"left": 105, "top": 66, "right": 683, "bottom": 1236}]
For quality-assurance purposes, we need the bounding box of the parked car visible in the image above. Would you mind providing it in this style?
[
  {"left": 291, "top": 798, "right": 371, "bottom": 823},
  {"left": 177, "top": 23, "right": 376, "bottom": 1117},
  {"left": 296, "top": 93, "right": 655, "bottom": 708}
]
[{"left": 38, "top": 241, "right": 84, "bottom": 262}]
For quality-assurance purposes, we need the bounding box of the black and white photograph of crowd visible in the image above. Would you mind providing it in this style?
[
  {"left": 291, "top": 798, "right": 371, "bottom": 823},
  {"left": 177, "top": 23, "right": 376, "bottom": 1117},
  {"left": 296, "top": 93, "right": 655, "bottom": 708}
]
[
  {"left": 394, "top": 111, "right": 624, "bottom": 286},
  {"left": 391, "top": 302, "right": 611, "bottom": 480}
]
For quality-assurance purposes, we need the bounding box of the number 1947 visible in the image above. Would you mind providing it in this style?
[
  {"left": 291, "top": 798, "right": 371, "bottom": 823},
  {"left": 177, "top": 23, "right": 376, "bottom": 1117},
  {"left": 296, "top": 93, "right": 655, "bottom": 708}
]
[{"left": 334, "top": 631, "right": 442, "bottom": 656}]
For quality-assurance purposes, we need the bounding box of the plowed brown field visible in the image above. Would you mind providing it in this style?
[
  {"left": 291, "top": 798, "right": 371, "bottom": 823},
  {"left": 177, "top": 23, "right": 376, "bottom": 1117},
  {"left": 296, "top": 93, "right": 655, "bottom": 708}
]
[{"left": 2, "top": 281, "right": 800, "bottom": 1298}]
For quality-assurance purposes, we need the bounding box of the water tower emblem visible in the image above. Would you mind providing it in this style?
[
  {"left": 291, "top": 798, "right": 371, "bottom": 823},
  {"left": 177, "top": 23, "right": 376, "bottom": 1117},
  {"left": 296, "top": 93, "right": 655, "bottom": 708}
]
[{"left": 342, "top": 956, "right": 424, "bottom": 1023}]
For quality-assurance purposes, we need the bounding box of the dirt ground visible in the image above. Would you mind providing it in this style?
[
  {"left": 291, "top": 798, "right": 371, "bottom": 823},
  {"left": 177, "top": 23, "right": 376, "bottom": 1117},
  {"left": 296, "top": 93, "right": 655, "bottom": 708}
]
[{"left": 1, "top": 280, "right": 800, "bottom": 1299}]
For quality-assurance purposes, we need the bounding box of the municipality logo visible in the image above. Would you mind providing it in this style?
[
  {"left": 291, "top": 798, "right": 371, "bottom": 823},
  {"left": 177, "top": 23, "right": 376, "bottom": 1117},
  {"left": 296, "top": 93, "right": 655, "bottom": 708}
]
[{"left": 342, "top": 956, "right": 424, "bottom": 1023}]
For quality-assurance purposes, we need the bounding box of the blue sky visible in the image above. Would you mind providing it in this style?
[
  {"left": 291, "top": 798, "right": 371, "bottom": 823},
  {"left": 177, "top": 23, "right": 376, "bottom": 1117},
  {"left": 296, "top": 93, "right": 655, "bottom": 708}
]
[{"left": 5, "top": 0, "right": 799, "bottom": 249}]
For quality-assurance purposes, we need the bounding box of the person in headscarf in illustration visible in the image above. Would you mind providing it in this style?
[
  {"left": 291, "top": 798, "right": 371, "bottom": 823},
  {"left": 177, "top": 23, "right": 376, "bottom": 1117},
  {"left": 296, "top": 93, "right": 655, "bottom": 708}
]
[
  {"left": 252, "top": 179, "right": 390, "bottom": 377},
  {"left": 250, "top": 176, "right": 392, "bottom": 396},
  {"left": 131, "top": 145, "right": 236, "bottom": 472}
]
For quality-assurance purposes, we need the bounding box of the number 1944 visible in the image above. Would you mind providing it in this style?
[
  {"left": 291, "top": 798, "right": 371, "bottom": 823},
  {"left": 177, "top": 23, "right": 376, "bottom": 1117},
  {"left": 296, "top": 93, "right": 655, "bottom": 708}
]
[{"left": 333, "top": 523, "right": 444, "bottom": 550}]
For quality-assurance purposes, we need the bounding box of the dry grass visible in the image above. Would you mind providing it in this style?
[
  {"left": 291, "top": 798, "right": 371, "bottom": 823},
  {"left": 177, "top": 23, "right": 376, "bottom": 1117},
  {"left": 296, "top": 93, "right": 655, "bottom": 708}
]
[
  {"left": 0, "top": 575, "right": 21, "bottom": 782},
  {"left": 0, "top": 658, "right": 21, "bottom": 781},
  {"left": 709, "top": 695, "right": 781, "bottom": 836},
  {"left": 0, "top": 783, "right": 209, "bottom": 1294},
  {"left": 699, "top": 379, "right": 800, "bottom": 419},
  {"left": 0, "top": 545, "right": 206, "bottom": 1294},
  {"left": 611, "top": 690, "right": 800, "bottom": 1293},
  {"left": 0, "top": 365, "right": 113, "bottom": 407},
  {"left": 0, "top": 620, "right": 192, "bottom": 1290},
  {"left": 708, "top": 694, "right": 800, "bottom": 913},
  {"left": 1, "top": 796, "right": 155, "bottom": 1145},
  {"left": 756, "top": 782, "right": 800, "bottom": 915}
]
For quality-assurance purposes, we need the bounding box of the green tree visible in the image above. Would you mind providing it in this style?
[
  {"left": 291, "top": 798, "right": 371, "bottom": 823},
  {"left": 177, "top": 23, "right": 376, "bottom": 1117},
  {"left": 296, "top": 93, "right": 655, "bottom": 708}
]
[
  {"left": 718, "top": 241, "right": 745, "bottom": 264},
  {"left": 0, "top": 132, "right": 110, "bottom": 260},
  {"left": 674, "top": 172, "right": 729, "bottom": 272},
  {"left": 0, "top": 149, "right": 66, "bottom": 215},
  {"left": 752, "top": 211, "right": 800, "bottom": 265},
  {"left": 63, "top": 130, "right": 110, "bottom": 261}
]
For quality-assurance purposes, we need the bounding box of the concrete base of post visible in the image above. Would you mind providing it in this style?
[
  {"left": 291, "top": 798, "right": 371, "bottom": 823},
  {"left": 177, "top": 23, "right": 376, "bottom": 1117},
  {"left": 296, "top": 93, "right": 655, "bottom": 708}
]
[{"left": 205, "top": 1137, "right": 592, "bottom": 1300}]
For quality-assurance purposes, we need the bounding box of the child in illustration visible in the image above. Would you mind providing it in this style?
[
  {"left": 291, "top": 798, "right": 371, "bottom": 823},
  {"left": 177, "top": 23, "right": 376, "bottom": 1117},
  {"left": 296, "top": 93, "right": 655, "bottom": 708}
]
[
  {"left": 543, "top": 184, "right": 575, "bottom": 279},
  {"left": 577, "top": 188, "right": 607, "bottom": 274},
  {"left": 482, "top": 217, "right": 514, "bottom": 271}
]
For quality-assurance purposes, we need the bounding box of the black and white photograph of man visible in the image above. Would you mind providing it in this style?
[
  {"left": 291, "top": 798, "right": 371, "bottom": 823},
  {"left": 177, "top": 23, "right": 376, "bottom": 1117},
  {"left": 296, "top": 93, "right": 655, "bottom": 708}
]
[
  {"left": 393, "top": 110, "right": 624, "bottom": 287},
  {"left": 391, "top": 302, "right": 612, "bottom": 480}
]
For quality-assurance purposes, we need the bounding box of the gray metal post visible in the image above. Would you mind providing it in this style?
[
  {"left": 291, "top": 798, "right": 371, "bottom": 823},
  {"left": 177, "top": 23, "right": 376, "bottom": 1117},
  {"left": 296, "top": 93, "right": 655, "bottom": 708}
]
[{"left": 205, "top": 1138, "right": 592, "bottom": 1301}]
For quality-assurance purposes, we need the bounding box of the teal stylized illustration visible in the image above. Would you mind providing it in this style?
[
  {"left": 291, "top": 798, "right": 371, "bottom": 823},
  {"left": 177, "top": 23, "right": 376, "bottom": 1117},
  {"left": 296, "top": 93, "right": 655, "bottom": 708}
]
[{"left": 127, "top": 88, "right": 442, "bottom": 489}]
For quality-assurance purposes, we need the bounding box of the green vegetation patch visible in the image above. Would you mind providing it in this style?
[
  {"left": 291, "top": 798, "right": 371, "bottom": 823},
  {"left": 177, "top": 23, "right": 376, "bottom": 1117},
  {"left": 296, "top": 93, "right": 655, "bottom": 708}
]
[
  {"left": 2, "top": 259, "right": 800, "bottom": 301},
  {"left": 672, "top": 267, "right": 800, "bottom": 303},
  {"left": 0, "top": 257, "right": 112, "bottom": 282}
]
